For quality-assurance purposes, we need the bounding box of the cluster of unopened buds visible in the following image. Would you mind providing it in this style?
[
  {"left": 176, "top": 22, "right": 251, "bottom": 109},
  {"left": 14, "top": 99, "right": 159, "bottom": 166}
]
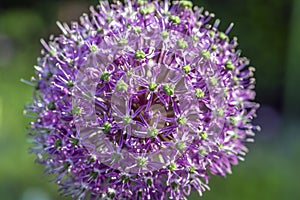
[{"left": 26, "top": 0, "right": 259, "bottom": 199}]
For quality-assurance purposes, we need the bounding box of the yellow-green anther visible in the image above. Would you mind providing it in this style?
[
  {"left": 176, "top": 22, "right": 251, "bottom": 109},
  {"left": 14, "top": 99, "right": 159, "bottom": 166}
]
[
  {"left": 147, "top": 127, "right": 158, "bottom": 137},
  {"left": 102, "top": 121, "right": 111, "bottom": 133},
  {"left": 182, "top": 65, "right": 191, "bottom": 74},
  {"left": 233, "top": 76, "right": 239, "bottom": 85},
  {"left": 170, "top": 15, "right": 181, "bottom": 24},
  {"left": 177, "top": 39, "right": 188, "bottom": 49},
  {"left": 71, "top": 105, "right": 82, "bottom": 115},
  {"left": 106, "top": 16, "right": 112, "bottom": 23},
  {"left": 200, "top": 50, "right": 210, "bottom": 60},
  {"left": 126, "top": 70, "right": 132, "bottom": 77},
  {"left": 229, "top": 116, "right": 237, "bottom": 126},
  {"left": 118, "top": 38, "right": 128, "bottom": 46},
  {"left": 233, "top": 132, "right": 239, "bottom": 139},
  {"left": 133, "top": 26, "right": 142, "bottom": 34},
  {"left": 163, "top": 11, "right": 171, "bottom": 16},
  {"left": 100, "top": 71, "right": 110, "bottom": 81},
  {"left": 97, "top": 27, "right": 103, "bottom": 33},
  {"left": 211, "top": 44, "right": 217, "bottom": 51},
  {"left": 179, "top": 1, "right": 193, "bottom": 9},
  {"left": 148, "top": 82, "right": 157, "bottom": 91},
  {"left": 163, "top": 84, "right": 175, "bottom": 96},
  {"left": 123, "top": 115, "right": 131, "bottom": 125},
  {"left": 209, "top": 30, "right": 215, "bottom": 38},
  {"left": 148, "top": 4, "right": 156, "bottom": 13},
  {"left": 189, "top": 166, "right": 196, "bottom": 173},
  {"left": 66, "top": 80, "right": 74, "bottom": 87},
  {"left": 138, "top": 0, "right": 146, "bottom": 5},
  {"left": 161, "top": 31, "right": 169, "bottom": 39},
  {"left": 116, "top": 80, "right": 128, "bottom": 92},
  {"left": 223, "top": 88, "right": 229, "bottom": 96},
  {"left": 225, "top": 60, "right": 235, "bottom": 70},
  {"left": 68, "top": 59, "right": 74, "bottom": 65},
  {"left": 175, "top": 141, "right": 186, "bottom": 151},
  {"left": 177, "top": 117, "right": 187, "bottom": 125},
  {"left": 200, "top": 131, "right": 207, "bottom": 140},
  {"left": 191, "top": 35, "right": 199, "bottom": 42},
  {"left": 217, "top": 142, "right": 223, "bottom": 149},
  {"left": 168, "top": 163, "right": 177, "bottom": 171},
  {"left": 195, "top": 22, "right": 202, "bottom": 27},
  {"left": 137, "top": 157, "right": 147, "bottom": 166},
  {"left": 139, "top": 4, "right": 155, "bottom": 15},
  {"left": 219, "top": 32, "right": 228, "bottom": 40},
  {"left": 199, "top": 147, "right": 207, "bottom": 155},
  {"left": 49, "top": 49, "right": 56, "bottom": 56},
  {"left": 217, "top": 108, "right": 224, "bottom": 117},
  {"left": 209, "top": 77, "right": 217, "bottom": 86},
  {"left": 90, "top": 44, "right": 98, "bottom": 52},
  {"left": 195, "top": 88, "right": 204, "bottom": 98},
  {"left": 134, "top": 50, "right": 146, "bottom": 59}
]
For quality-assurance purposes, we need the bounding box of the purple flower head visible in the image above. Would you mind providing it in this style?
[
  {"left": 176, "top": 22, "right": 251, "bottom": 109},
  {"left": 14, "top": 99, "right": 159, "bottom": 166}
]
[{"left": 26, "top": 0, "right": 260, "bottom": 199}]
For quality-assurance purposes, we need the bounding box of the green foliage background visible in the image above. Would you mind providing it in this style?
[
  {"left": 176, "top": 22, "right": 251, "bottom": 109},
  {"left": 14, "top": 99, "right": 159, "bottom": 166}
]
[{"left": 0, "top": 0, "right": 299, "bottom": 199}]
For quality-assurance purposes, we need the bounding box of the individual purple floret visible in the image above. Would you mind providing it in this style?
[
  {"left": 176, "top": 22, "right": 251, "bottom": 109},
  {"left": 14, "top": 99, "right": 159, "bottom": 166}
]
[{"left": 26, "top": 0, "right": 260, "bottom": 199}]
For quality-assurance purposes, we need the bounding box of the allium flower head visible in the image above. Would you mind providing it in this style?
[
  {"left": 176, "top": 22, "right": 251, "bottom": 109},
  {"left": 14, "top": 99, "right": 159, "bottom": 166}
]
[{"left": 26, "top": 0, "right": 260, "bottom": 199}]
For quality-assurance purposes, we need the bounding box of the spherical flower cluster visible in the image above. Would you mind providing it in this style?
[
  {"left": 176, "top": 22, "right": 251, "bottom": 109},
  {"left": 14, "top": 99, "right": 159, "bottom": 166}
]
[{"left": 26, "top": 0, "right": 259, "bottom": 199}]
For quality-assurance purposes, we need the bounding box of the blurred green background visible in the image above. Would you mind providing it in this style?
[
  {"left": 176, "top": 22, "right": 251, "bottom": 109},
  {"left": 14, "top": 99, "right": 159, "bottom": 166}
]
[{"left": 0, "top": 0, "right": 299, "bottom": 199}]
